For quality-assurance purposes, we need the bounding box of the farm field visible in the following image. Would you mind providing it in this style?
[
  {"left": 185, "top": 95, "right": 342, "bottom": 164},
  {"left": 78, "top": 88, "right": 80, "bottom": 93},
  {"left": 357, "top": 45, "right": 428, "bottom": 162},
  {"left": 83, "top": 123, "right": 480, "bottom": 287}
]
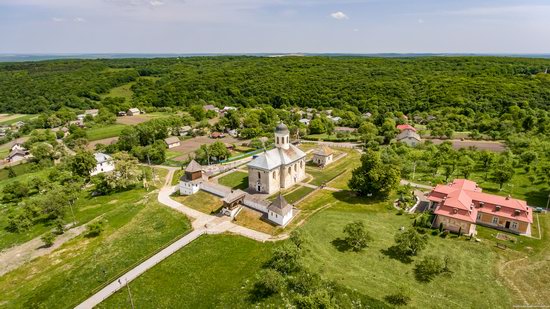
[
  {"left": 0, "top": 114, "right": 35, "bottom": 125},
  {"left": 86, "top": 124, "right": 127, "bottom": 141},
  {"left": 0, "top": 199, "right": 191, "bottom": 308}
]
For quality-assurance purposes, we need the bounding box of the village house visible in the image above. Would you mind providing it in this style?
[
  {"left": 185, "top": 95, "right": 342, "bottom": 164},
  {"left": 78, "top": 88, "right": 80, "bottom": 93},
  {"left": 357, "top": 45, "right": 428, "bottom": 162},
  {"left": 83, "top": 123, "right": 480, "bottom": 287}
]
[
  {"left": 396, "top": 124, "right": 421, "bottom": 146},
  {"left": 127, "top": 108, "right": 141, "bottom": 116},
  {"left": 85, "top": 109, "right": 99, "bottom": 117},
  {"left": 178, "top": 126, "right": 192, "bottom": 136},
  {"left": 210, "top": 132, "right": 224, "bottom": 139},
  {"left": 203, "top": 104, "right": 219, "bottom": 113},
  {"left": 12, "top": 121, "right": 25, "bottom": 130},
  {"left": 312, "top": 145, "right": 334, "bottom": 167},
  {"left": 247, "top": 122, "right": 306, "bottom": 194},
  {"left": 179, "top": 160, "right": 204, "bottom": 195},
  {"left": 164, "top": 136, "right": 181, "bottom": 149},
  {"left": 328, "top": 116, "right": 342, "bottom": 123},
  {"left": 91, "top": 153, "right": 115, "bottom": 176},
  {"left": 428, "top": 179, "right": 533, "bottom": 236},
  {"left": 117, "top": 111, "right": 127, "bottom": 117},
  {"left": 268, "top": 194, "right": 294, "bottom": 226},
  {"left": 299, "top": 118, "right": 311, "bottom": 126}
]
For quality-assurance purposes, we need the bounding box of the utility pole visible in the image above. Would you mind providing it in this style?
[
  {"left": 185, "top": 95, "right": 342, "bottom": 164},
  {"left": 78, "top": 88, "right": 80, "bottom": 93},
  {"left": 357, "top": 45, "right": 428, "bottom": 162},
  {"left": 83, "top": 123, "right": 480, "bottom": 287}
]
[
  {"left": 126, "top": 279, "right": 135, "bottom": 309},
  {"left": 412, "top": 161, "right": 417, "bottom": 181},
  {"left": 546, "top": 193, "right": 550, "bottom": 210}
]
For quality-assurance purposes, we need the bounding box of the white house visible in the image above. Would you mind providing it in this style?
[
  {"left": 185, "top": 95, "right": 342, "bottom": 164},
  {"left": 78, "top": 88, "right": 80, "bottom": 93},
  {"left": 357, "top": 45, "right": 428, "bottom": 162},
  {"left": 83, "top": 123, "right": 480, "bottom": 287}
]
[
  {"left": 396, "top": 125, "right": 421, "bottom": 147},
  {"left": 164, "top": 136, "right": 181, "bottom": 149},
  {"left": 312, "top": 145, "right": 334, "bottom": 167},
  {"left": 6, "top": 149, "right": 28, "bottom": 163},
  {"left": 268, "top": 194, "right": 294, "bottom": 226},
  {"left": 127, "top": 108, "right": 141, "bottom": 116},
  {"left": 179, "top": 126, "right": 192, "bottom": 136},
  {"left": 91, "top": 153, "right": 115, "bottom": 176},
  {"left": 247, "top": 123, "right": 306, "bottom": 194},
  {"left": 299, "top": 118, "right": 311, "bottom": 126},
  {"left": 328, "top": 116, "right": 342, "bottom": 123}
]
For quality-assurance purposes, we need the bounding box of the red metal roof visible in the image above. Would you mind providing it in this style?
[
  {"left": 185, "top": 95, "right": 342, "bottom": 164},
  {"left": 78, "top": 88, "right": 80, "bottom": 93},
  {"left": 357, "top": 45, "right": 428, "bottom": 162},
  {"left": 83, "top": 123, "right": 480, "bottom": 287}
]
[
  {"left": 396, "top": 124, "right": 416, "bottom": 132},
  {"left": 428, "top": 179, "right": 532, "bottom": 224}
]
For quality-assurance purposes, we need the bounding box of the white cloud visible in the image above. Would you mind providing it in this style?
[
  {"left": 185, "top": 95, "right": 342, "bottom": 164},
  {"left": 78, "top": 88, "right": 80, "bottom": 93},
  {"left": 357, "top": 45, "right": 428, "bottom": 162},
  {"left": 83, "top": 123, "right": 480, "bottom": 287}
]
[
  {"left": 52, "top": 17, "right": 64, "bottom": 22},
  {"left": 149, "top": 0, "right": 164, "bottom": 6},
  {"left": 330, "top": 11, "right": 348, "bottom": 20},
  {"left": 74, "top": 17, "right": 86, "bottom": 22}
]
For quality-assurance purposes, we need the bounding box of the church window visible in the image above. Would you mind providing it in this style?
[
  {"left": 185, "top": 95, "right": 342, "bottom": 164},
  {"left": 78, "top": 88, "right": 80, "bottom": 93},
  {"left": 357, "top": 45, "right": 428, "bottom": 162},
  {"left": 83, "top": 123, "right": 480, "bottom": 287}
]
[
  {"left": 273, "top": 171, "right": 276, "bottom": 179},
  {"left": 258, "top": 172, "right": 261, "bottom": 179},
  {"left": 288, "top": 167, "right": 291, "bottom": 175},
  {"left": 294, "top": 164, "right": 297, "bottom": 172},
  {"left": 277, "top": 137, "right": 279, "bottom": 144},
  {"left": 300, "top": 160, "right": 303, "bottom": 168}
]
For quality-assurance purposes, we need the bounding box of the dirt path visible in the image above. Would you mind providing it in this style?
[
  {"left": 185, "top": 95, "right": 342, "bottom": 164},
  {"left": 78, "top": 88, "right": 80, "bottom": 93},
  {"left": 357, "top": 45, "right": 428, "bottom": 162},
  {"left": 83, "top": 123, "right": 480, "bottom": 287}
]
[
  {"left": 0, "top": 225, "right": 87, "bottom": 276},
  {"left": 497, "top": 256, "right": 529, "bottom": 306}
]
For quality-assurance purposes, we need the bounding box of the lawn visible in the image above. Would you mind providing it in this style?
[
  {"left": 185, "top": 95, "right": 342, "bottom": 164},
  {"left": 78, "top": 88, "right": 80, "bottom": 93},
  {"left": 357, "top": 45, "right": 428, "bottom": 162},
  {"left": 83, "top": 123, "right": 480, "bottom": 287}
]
[
  {"left": 0, "top": 114, "right": 35, "bottom": 125},
  {"left": 0, "top": 199, "right": 191, "bottom": 308},
  {"left": 306, "top": 149, "right": 360, "bottom": 186},
  {"left": 296, "top": 190, "right": 513, "bottom": 308},
  {"left": 99, "top": 235, "right": 276, "bottom": 308},
  {"left": 268, "top": 184, "right": 315, "bottom": 205},
  {"left": 173, "top": 191, "right": 223, "bottom": 214},
  {"left": 171, "top": 169, "right": 184, "bottom": 185},
  {"left": 217, "top": 171, "right": 249, "bottom": 190},
  {"left": 234, "top": 207, "right": 281, "bottom": 235},
  {"left": 86, "top": 124, "right": 127, "bottom": 141},
  {"left": 304, "top": 133, "right": 360, "bottom": 142}
]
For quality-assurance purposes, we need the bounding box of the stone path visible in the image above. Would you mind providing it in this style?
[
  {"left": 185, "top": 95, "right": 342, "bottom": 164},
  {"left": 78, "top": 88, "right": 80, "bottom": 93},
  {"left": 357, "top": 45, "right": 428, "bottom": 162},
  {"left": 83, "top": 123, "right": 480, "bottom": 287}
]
[
  {"left": 0, "top": 225, "right": 87, "bottom": 277},
  {"left": 76, "top": 167, "right": 278, "bottom": 308}
]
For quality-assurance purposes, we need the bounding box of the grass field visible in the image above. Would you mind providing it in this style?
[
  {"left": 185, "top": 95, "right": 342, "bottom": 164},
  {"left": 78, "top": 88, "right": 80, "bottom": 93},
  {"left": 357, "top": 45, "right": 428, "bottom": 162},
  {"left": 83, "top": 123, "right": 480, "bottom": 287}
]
[
  {"left": 86, "top": 124, "right": 127, "bottom": 141},
  {"left": 100, "top": 82, "right": 135, "bottom": 101},
  {"left": 234, "top": 207, "right": 281, "bottom": 235},
  {"left": 297, "top": 190, "right": 516, "bottom": 308},
  {"left": 306, "top": 149, "right": 360, "bottom": 186},
  {"left": 100, "top": 235, "right": 276, "bottom": 308},
  {"left": 0, "top": 114, "right": 35, "bottom": 125},
  {"left": 171, "top": 169, "right": 184, "bottom": 185},
  {"left": 173, "top": 191, "right": 223, "bottom": 214},
  {"left": 0, "top": 162, "right": 35, "bottom": 182},
  {"left": 268, "top": 185, "right": 315, "bottom": 205},
  {"left": 0, "top": 199, "right": 191, "bottom": 308},
  {"left": 217, "top": 171, "right": 249, "bottom": 190}
]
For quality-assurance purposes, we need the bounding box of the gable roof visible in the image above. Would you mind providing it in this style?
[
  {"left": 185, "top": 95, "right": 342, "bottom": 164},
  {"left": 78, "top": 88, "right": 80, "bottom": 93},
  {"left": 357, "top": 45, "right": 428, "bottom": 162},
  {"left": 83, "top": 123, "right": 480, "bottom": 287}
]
[
  {"left": 247, "top": 144, "right": 306, "bottom": 171},
  {"left": 396, "top": 129, "right": 421, "bottom": 142},
  {"left": 313, "top": 145, "right": 333, "bottom": 156},
  {"left": 268, "top": 194, "right": 293, "bottom": 216},
  {"left": 7, "top": 149, "right": 27, "bottom": 159},
  {"left": 94, "top": 153, "right": 112, "bottom": 164},
  {"left": 164, "top": 136, "right": 180, "bottom": 145},
  {"left": 185, "top": 160, "right": 203, "bottom": 173},
  {"left": 397, "top": 124, "right": 416, "bottom": 132}
]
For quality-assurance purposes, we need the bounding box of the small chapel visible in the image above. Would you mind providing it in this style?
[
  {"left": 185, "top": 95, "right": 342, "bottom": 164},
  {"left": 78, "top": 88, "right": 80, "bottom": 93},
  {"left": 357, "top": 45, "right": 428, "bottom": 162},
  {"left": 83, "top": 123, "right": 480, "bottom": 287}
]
[{"left": 247, "top": 122, "right": 306, "bottom": 194}]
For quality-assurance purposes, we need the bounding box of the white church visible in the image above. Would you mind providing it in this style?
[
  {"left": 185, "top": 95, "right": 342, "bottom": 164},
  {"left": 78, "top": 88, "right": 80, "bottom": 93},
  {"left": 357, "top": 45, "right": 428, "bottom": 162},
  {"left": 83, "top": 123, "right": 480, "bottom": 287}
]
[{"left": 247, "top": 122, "right": 306, "bottom": 194}]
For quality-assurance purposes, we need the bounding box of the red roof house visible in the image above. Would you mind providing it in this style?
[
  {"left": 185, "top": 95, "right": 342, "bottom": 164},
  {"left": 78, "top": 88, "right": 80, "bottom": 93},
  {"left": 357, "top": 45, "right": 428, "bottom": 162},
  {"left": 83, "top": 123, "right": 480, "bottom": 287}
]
[
  {"left": 396, "top": 124, "right": 416, "bottom": 132},
  {"left": 427, "top": 179, "right": 532, "bottom": 235}
]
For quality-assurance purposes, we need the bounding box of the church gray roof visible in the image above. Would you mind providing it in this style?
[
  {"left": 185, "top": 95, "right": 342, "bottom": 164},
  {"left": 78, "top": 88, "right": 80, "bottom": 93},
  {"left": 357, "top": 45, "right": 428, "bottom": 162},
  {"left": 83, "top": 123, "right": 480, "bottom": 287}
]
[
  {"left": 247, "top": 144, "right": 306, "bottom": 171},
  {"left": 275, "top": 122, "right": 289, "bottom": 134},
  {"left": 268, "top": 194, "right": 293, "bottom": 216}
]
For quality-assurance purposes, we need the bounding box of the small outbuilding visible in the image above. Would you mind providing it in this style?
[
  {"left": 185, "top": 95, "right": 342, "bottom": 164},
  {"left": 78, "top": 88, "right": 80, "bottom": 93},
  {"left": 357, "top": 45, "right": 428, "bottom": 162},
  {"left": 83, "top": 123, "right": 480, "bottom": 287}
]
[
  {"left": 312, "top": 145, "right": 334, "bottom": 167},
  {"left": 221, "top": 190, "right": 246, "bottom": 218},
  {"left": 6, "top": 149, "right": 28, "bottom": 163},
  {"left": 164, "top": 136, "right": 181, "bottom": 149},
  {"left": 268, "top": 194, "right": 294, "bottom": 226},
  {"left": 127, "top": 108, "right": 141, "bottom": 116}
]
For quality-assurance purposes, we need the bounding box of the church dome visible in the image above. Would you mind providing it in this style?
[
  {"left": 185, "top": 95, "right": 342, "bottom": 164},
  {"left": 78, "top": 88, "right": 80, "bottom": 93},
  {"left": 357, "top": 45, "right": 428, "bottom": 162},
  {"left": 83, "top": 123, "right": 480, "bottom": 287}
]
[{"left": 275, "top": 122, "right": 289, "bottom": 134}]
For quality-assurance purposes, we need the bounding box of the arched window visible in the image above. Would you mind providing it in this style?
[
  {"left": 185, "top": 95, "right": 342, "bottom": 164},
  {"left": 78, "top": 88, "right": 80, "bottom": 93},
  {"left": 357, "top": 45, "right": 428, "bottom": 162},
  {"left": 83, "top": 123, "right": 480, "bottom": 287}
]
[
  {"left": 277, "top": 137, "right": 279, "bottom": 144},
  {"left": 258, "top": 171, "right": 261, "bottom": 179},
  {"left": 294, "top": 164, "right": 297, "bottom": 172},
  {"left": 288, "top": 167, "right": 291, "bottom": 175},
  {"left": 300, "top": 160, "right": 303, "bottom": 168},
  {"left": 273, "top": 171, "right": 276, "bottom": 179}
]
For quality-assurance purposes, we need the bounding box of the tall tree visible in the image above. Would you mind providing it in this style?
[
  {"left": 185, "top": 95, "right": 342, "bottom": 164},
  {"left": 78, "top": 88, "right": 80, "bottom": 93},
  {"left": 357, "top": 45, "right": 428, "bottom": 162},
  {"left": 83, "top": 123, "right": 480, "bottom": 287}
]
[{"left": 348, "top": 149, "right": 400, "bottom": 199}]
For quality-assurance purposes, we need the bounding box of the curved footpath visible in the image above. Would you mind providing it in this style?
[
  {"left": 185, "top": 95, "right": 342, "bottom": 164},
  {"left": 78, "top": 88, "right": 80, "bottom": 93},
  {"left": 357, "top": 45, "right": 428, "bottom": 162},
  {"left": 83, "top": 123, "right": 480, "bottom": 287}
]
[{"left": 75, "top": 168, "right": 282, "bottom": 309}]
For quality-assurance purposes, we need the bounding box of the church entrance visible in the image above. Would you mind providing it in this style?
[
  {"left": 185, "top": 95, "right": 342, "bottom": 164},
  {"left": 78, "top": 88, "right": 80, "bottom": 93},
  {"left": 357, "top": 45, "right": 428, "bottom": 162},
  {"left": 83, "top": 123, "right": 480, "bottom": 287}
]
[{"left": 256, "top": 184, "right": 262, "bottom": 192}]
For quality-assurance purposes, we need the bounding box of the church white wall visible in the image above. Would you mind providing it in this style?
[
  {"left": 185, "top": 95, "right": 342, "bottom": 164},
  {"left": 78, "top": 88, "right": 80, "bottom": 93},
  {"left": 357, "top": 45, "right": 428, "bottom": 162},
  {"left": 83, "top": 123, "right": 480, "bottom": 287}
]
[
  {"left": 179, "top": 181, "right": 200, "bottom": 195},
  {"left": 268, "top": 209, "right": 293, "bottom": 226}
]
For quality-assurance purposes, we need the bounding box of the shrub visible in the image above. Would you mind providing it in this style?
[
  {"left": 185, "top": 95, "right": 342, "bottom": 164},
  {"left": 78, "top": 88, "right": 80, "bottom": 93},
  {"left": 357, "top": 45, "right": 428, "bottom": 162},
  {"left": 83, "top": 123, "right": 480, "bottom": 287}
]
[
  {"left": 85, "top": 219, "right": 105, "bottom": 237},
  {"left": 414, "top": 255, "right": 445, "bottom": 282},
  {"left": 384, "top": 292, "right": 411, "bottom": 306},
  {"left": 41, "top": 232, "right": 56, "bottom": 247},
  {"left": 251, "top": 269, "right": 284, "bottom": 299},
  {"left": 343, "top": 221, "right": 372, "bottom": 252}
]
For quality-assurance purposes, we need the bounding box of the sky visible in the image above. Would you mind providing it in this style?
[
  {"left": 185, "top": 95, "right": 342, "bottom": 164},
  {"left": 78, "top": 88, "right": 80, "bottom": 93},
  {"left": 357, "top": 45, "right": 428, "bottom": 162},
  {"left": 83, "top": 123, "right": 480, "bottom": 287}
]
[{"left": 1, "top": 0, "right": 550, "bottom": 54}]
